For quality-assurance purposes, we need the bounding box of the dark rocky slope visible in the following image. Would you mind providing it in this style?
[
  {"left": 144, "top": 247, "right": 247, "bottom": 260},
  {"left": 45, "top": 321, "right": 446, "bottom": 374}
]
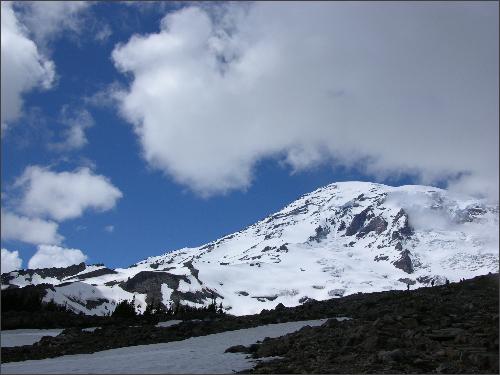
[{"left": 243, "top": 273, "right": 499, "bottom": 374}]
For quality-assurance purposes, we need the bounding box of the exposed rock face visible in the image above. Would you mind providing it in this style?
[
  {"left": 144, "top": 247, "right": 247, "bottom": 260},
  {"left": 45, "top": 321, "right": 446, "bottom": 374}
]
[
  {"left": 345, "top": 208, "right": 372, "bottom": 236},
  {"left": 121, "top": 271, "right": 190, "bottom": 305},
  {"left": 171, "top": 288, "right": 223, "bottom": 305},
  {"left": 183, "top": 261, "right": 202, "bottom": 284},
  {"left": 393, "top": 250, "right": 414, "bottom": 274},
  {"left": 84, "top": 298, "right": 109, "bottom": 310},
  {"left": 77, "top": 268, "right": 117, "bottom": 280},
  {"left": 357, "top": 216, "right": 388, "bottom": 238},
  {"left": 391, "top": 209, "right": 414, "bottom": 240},
  {"left": 1, "top": 263, "right": 87, "bottom": 286},
  {"left": 119, "top": 270, "right": 222, "bottom": 306},
  {"left": 308, "top": 226, "right": 331, "bottom": 242},
  {"left": 252, "top": 295, "right": 278, "bottom": 302}
]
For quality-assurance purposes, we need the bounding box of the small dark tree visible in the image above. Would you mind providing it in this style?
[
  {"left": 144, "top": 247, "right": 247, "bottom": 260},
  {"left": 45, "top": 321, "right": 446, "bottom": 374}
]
[
  {"left": 112, "top": 299, "right": 137, "bottom": 319},
  {"left": 207, "top": 301, "right": 216, "bottom": 314},
  {"left": 144, "top": 302, "right": 155, "bottom": 318},
  {"left": 143, "top": 298, "right": 168, "bottom": 322},
  {"left": 155, "top": 301, "right": 167, "bottom": 318},
  {"left": 166, "top": 302, "right": 173, "bottom": 316},
  {"left": 205, "top": 292, "right": 217, "bottom": 314},
  {"left": 45, "top": 299, "right": 59, "bottom": 311}
]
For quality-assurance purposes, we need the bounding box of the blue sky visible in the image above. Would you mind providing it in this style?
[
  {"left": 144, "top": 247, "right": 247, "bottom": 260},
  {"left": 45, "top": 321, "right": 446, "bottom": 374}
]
[{"left": 1, "top": 2, "right": 498, "bottom": 271}]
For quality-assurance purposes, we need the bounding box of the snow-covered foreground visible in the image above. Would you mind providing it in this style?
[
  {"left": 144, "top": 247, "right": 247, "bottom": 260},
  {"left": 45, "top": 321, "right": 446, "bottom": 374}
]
[
  {"left": 1, "top": 319, "right": 328, "bottom": 374},
  {"left": 1, "top": 329, "right": 64, "bottom": 348}
]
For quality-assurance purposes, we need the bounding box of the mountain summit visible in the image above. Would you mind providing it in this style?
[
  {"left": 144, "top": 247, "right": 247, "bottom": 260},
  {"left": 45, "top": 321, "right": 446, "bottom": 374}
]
[{"left": 2, "top": 182, "right": 498, "bottom": 315}]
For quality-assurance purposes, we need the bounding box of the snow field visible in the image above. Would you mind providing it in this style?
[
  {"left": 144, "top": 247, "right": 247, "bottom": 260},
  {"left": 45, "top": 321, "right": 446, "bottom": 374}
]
[{"left": 1, "top": 319, "right": 328, "bottom": 374}]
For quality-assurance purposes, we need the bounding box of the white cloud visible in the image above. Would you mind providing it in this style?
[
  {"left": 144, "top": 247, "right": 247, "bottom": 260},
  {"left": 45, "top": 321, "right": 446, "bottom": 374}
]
[
  {"left": 14, "top": 1, "right": 91, "bottom": 48},
  {"left": 94, "top": 23, "right": 112, "bottom": 43},
  {"left": 1, "top": 2, "right": 99, "bottom": 131},
  {"left": 104, "top": 225, "right": 114, "bottom": 233},
  {"left": 1, "top": 248, "right": 23, "bottom": 273},
  {"left": 84, "top": 82, "right": 126, "bottom": 109},
  {"left": 446, "top": 173, "right": 500, "bottom": 202},
  {"left": 49, "top": 106, "right": 94, "bottom": 151},
  {"left": 112, "top": 3, "right": 498, "bottom": 199},
  {"left": 1, "top": 210, "right": 62, "bottom": 245},
  {"left": 1, "top": 1, "right": 55, "bottom": 127},
  {"left": 15, "top": 166, "right": 123, "bottom": 221},
  {"left": 28, "top": 244, "right": 87, "bottom": 269}
]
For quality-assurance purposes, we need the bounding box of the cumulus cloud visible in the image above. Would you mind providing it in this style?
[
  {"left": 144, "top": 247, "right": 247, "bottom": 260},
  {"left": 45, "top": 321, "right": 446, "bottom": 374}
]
[
  {"left": 14, "top": 166, "right": 123, "bottom": 221},
  {"left": 13, "top": 1, "right": 91, "bottom": 48},
  {"left": 1, "top": 248, "right": 23, "bottom": 273},
  {"left": 1, "top": 210, "right": 63, "bottom": 245},
  {"left": 112, "top": 3, "right": 498, "bottom": 199},
  {"left": 28, "top": 244, "right": 87, "bottom": 269},
  {"left": 48, "top": 106, "right": 94, "bottom": 151},
  {"left": 1, "top": 1, "right": 55, "bottom": 127},
  {"left": 1, "top": 2, "right": 101, "bottom": 131}
]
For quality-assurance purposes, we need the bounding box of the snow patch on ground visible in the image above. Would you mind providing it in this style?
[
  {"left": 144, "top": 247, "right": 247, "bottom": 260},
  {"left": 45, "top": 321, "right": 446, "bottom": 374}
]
[
  {"left": 1, "top": 329, "right": 63, "bottom": 348},
  {"left": 1, "top": 319, "right": 328, "bottom": 374},
  {"left": 155, "top": 320, "right": 183, "bottom": 328}
]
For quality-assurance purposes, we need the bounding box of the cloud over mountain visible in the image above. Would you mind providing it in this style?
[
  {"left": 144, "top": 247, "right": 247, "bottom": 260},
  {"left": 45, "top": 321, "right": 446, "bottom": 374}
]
[
  {"left": 1, "top": 210, "right": 63, "bottom": 245},
  {"left": 1, "top": 248, "right": 23, "bottom": 273},
  {"left": 28, "top": 244, "right": 87, "bottom": 269},
  {"left": 113, "top": 2, "right": 498, "bottom": 199}
]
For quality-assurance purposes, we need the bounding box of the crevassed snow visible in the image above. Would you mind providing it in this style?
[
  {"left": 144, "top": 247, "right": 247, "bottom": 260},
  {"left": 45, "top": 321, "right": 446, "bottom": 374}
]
[
  {"left": 1, "top": 329, "right": 63, "bottom": 348},
  {"left": 1, "top": 319, "right": 328, "bottom": 374}
]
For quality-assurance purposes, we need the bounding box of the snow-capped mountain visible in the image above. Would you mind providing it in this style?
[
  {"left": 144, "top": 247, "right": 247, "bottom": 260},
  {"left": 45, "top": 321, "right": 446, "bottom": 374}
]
[{"left": 2, "top": 182, "right": 498, "bottom": 316}]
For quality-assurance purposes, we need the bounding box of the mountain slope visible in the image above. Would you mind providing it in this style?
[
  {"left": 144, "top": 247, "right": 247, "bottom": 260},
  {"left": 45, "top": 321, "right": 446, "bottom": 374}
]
[{"left": 2, "top": 181, "right": 498, "bottom": 316}]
